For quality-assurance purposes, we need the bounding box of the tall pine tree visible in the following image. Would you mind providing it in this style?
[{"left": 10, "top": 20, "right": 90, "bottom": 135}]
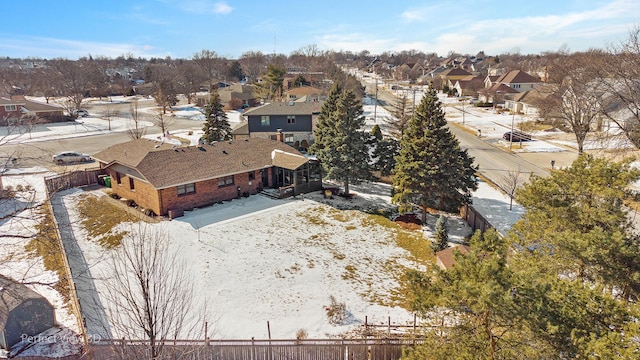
[
  {"left": 392, "top": 88, "right": 477, "bottom": 223},
  {"left": 310, "top": 83, "right": 373, "bottom": 195},
  {"left": 201, "top": 89, "right": 231, "bottom": 143}
]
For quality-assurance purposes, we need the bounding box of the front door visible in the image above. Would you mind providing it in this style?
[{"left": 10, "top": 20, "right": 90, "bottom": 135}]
[{"left": 261, "top": 169, "right": 269, "bottom": 188}]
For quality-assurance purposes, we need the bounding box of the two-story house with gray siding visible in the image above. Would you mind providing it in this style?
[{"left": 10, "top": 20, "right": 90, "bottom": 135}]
[{"left": 235, "top": 100, "right": 323, "bottom": 150}]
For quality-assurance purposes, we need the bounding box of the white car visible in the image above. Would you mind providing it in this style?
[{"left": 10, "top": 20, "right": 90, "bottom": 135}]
[
  {"left": 75, "top": 109, "right": 89, "bottom": 117},
  {"left": 52, "top": 151, "right": 91, "bottom": 164}
]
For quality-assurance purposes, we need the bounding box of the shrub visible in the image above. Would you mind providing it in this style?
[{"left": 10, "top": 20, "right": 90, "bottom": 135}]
[
  {"left": 109, "top": 192, "right": 121, "bottom": 200},
  {"left": 296, "top": 328, "right": 308, "bottom": 340},
  {"left": 326, "top": 295, "right": 348, "bottom": 325},
  {"left": 15, "top": 184, "right": 25, "bottom": 192}
]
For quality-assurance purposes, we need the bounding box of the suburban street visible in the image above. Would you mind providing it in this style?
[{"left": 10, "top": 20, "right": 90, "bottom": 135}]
[
  {"left": 3, "top": 101, "right": 203, "bottom": 170},
  {"left": 365, "top": 84, "right": 551, "bottom": 183}
]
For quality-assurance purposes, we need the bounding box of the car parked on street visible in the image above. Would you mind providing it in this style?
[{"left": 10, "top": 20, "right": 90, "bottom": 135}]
[
  {"left": 75, "top": 109, "right": 89, "bottom": 117},
  {"left": 503, "top": 131, "right": 532, "bottom": 142},
  {"left": 52, "top": 151, "right": 91, "bottom": 164}
]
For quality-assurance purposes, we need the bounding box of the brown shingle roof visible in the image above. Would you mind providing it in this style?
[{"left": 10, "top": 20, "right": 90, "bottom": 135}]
[
  {"left": 285, "top": 85, "right": 323, "bottom": 96},
  {"left": 243, "top": 101, "right": 323, "bottom": 116},
  {"left": 496, "top": 70, "right": 539, "bottom": 85},
  {"left": 92, "top": 138, "right": 308, "bottom": 188},
  {"left": 272, "top": 149, "right": 308, "bottom": 170},
  {"left": 440, "top": 68, "right": 473, "bottom": 77}
]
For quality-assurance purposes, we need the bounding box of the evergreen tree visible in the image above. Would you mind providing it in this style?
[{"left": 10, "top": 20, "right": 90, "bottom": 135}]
[
  {"left": 406, "top": 230, "right": 552, "bottom": 359},
  {"left": 201, "top": 89, "right": 231, "bottom": 143},
  {"left": 253, "top": 64, "right": 286, "bottom": 101},
  {"left": 370, "top": 124, "right": 383, "bottom": 141},
  {"left": 309, "top": 83, "right": 374, "bottom": 195},
  {"left": 507, "top": 154, "right": 640, "bottom": 356},
  {"left": 371, "top": 136, "right": 399, "bottom": 177},
  {"left": 228, "top": 60, "right": 245, "bottom": 81},
  {"left": 431, "top": 214, "right": 449, "bottom": 252},
  {"left": 392, "top": 88, "right": 477, "bottom": 223}
]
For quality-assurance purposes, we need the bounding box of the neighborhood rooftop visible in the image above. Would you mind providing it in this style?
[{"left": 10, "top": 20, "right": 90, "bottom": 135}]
[{"left": 92, "top": 138, "right": 307, "bottom": 189}]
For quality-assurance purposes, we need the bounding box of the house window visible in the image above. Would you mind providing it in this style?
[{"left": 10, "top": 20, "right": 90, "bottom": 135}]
[
  {"left": 248, "top": 171, "right": 255, "bottom": 180},
  {"left": 285, "top": 134, "right": 294, "bottom": 143},
  {"left": 4, "top": 105, "right": 17, "bottom": 112},
  {"left": 287, "top": 115, "right": 296, "bottom": 124},
  {"left": 261, "top": 115, "right": 270, "bottom": 126},
  {"left": 177, "top": 183, "right": 196, "bottom": 196},
  {"left": 115, "top": 172, "right": 122, "bottom": 185},
  {"left": 218, "top": 175, "right": 234, "bottom": 187},
  {"left": 129, "top": 177, "right": 135, "bottom": 190}
]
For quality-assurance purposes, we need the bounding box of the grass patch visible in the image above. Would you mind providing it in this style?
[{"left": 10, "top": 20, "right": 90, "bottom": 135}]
[
  {"left": 77, "top": 194, "right": 140, "bottom": 249},
  {"left": 24, "top": 204, "right": 71, "bottom": 306}
]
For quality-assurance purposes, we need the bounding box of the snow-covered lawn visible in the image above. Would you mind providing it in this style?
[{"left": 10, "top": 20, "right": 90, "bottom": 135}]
[
  {"left": 60, "top": 185, "right": 434, "bottom": 340},
  {"left": 0, "top": 169, "right": 83, "bottom": 358}
]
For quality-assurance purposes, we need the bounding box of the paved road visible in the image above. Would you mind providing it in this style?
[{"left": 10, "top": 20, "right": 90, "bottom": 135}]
[
  {"left": 448, "top": 124, "right": 549, "bottom": 180},
  {"left": 3, "top": 103, "right": 203, "bottom": 170}
]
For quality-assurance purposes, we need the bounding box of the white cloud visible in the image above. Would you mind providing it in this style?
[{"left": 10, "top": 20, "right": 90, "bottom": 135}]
[
  {"left": 178, "top": 0, "right": 233, "bottom": 15},
  {"left": 400, "top": 3, "right": 452, "bottom": 23},
  {"left": 0, "top": 36, "right": 170, "bottom": 60},
  {"left": 213, "top": 2, "right": 233, "bottom": 14}
]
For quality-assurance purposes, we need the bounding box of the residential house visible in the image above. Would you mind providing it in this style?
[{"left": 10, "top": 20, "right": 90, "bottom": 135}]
[
  {"left": 478, "top": 70, "right": 542, "bottom": 106},
  {"left": 438, "top": 68, "right": 474, "bottom": 85},
  {"left": 196, "top": 84, "right": 257, "bottom": 110},
  {"left": 92, "top": 138, "right": 322, "bottom": 218},
  {"left": 477, "top": 83, "right": 519, "bottom": 104},
  {"left": 0, "top": 275, "right": 56, "bottom": 351},
  {"left": 234, "top": 100, "right": 323, "bottom": 149},
  {"left": 494, "top": 70, "right": 542, "bottom": 92},
  {"left": 435, "top": 245, "right": 471, "bottom": 270},
  {"left": 483, "top": 75, "right": 500, "bottom": 89},
  {"left": 284, "top": 86, "right": 323, "bottom": 102},
  {"left": 0, "top": 96, "right": 65, "bottom": 126},
  {"left": 452, "top": 76, "right": 485, "bottom": 97}
]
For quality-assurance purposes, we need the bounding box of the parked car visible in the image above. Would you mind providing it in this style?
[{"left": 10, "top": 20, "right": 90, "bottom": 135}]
[
  {"left": 52, "top": 151, "right": 91, "bottom": 164},
  {"left": 503, "top": 131, "right": 532, "bottom": 142},
  {"left": 75, "top": 109, "right": 89, "bottom": 117}
]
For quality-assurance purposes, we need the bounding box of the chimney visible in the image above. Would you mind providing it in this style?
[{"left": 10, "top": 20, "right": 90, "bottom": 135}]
[{"left": 276, "top": 128, "right": 284, "bottom": 142}]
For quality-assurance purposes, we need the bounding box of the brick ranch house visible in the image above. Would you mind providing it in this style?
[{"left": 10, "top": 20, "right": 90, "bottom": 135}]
[{"left": 91, "top": 138, "right": 322, "bottom": 218}]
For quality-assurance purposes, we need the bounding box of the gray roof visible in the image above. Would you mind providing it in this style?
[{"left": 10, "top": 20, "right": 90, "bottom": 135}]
[
  {"left": 242, "top": 101, "right": 323, "bottom": 116},
  {"left": 0, "top": 275, "right": 47, "bottom": 328}
]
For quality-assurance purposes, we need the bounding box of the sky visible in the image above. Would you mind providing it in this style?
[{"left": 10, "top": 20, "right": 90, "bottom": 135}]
[{"left": 0, "top": 0, "right": 638, "bottom": 60}]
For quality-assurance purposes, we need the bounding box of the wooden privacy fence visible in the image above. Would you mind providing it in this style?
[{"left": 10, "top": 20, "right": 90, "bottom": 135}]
[
  {"left": 89, "top": 338, "right": 423, "bottom": 360},
  {"left": 44, "top": 168, "right": 103, "bottom": 196},
  {"left": 460, "top": 204, "right": 494, "bottom": 233}
]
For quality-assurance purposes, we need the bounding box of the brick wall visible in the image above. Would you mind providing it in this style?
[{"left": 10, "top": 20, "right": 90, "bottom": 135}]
[
  {"left": 105, "top": 168, "right": 266, "bottom": 217},
  {"left": 158, "top": 171, "right": 262, "bottom": 216},
  {"left": 105, "top": 169, "right": 162, "bottom": 215}
]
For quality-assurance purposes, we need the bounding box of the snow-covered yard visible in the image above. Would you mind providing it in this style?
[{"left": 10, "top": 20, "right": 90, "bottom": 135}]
[
  {"left": 58, "top": 183, "right": 451, "bottom": 340},
  {"left": 0, "top": 93, "right": 530, "bottom": 356}
]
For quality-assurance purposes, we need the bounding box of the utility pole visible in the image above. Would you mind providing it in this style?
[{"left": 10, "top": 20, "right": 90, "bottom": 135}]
[
  {"left": 510, "top": 111, "right": 515, "bottom": 150},
  {"left": 373, "top": 78, "right": 378, "bottom": 123}
]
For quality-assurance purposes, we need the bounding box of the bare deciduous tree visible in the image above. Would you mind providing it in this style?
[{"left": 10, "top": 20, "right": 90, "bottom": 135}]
[
  {"left": 103, "top": 224, "right": 210, "bottom": 360},
  {"left": 151, "top": 108, "right": 175, "bottom": 136},
  {"left": 127, "top": 99, "right": 146, "bottom": 140},
  {"left": 387, "top": 93, "right": 412, "bottom": 139},
  {"left": 239, "top": 51, "right": 267, "bottom": 83},
  {"left": 596, "top": 26, "right": 640, "bottom": 149},
  {"left": 531, "top": 52, "right": 605, "bottom": 154},
  {"left": 498, "top": 166, "right": 528, "bottom": 211}
]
